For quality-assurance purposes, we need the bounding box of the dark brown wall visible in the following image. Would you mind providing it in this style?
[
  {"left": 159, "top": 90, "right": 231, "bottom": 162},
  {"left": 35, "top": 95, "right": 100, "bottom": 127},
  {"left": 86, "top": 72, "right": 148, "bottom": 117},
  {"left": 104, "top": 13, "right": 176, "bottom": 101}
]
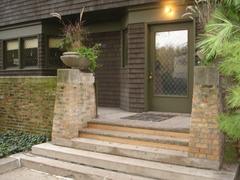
[
  {"left": 0, "top": 0, "right": 158, "bottom": 28},
  {"left": 120, "top": 68, "right": 129, "bottom": 111},
  {"left": 0, "top": 40, "right": 3, "bottom": 70},
  {"left": 128, "top": 23, "right": 145, "bottom": 112},
  {"left": 38, "top": 34, "right": 46, "bottom": 68},
  {"left": 91, "top": 31, "right": 121, "bottom": 107}
]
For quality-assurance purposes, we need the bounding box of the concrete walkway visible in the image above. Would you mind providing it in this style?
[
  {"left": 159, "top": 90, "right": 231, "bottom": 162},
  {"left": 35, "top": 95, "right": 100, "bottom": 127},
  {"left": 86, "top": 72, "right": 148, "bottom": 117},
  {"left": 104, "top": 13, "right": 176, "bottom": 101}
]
[
  {"left": 0, "top": 167, "right": 72, "bottom": 180},
  {"left": 95, "top": 107, "right": 190, "bottom": 132}
]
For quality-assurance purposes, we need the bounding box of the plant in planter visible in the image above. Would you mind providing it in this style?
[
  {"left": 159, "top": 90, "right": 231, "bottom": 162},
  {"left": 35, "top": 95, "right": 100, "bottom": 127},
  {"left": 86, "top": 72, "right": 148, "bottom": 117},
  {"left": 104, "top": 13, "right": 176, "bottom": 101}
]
[{"left": 50, "top": 8, "right": 101, "bottom": 72}]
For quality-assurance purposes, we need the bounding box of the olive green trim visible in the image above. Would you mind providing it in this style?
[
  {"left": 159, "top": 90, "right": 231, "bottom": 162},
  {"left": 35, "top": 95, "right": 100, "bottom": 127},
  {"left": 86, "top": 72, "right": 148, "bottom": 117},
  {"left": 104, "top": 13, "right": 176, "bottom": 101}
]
[
  {"left": 0, "top": 24, "right": 42, "bottom": 40},
  {"left": 0, "top": 22, "right": 41, "bottom": 31},
  {"left": 144, "top": 23, "right": 149, "bottom": 111},
  {"left": 87, "top": 21, "right": 123, "bottom": 33},
  {"left": 128, "top": 0, "right": 188, "bottom": 12},
  {"left": 147, "top": 21, "right": 195, "bottom": 113},
  {"left": 127, "top": 5, "right": 189, "bottom": 24}
]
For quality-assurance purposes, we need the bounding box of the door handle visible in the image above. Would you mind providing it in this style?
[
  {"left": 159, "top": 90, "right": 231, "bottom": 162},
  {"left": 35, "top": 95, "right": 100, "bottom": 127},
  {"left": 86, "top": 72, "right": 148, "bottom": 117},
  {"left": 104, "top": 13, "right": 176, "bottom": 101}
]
[{"left": 149, "top": 72, "right": 153, "bottom": 80}]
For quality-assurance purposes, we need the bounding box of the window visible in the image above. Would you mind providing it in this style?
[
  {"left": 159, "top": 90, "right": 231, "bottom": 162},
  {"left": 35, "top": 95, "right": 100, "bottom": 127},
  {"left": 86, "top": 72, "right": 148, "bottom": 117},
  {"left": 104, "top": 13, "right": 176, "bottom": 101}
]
[
  {"left": 122, "top": 29, "right": 128, "bottom": 67},
  {"left": 5, "top": 40, "right": 19, "bottom": 68},
  {"left": 22, "top": 37, "right": 38, "bottom": 67},
  {"left": 48, "top": 37, "right": 63, "bottom": 66}
]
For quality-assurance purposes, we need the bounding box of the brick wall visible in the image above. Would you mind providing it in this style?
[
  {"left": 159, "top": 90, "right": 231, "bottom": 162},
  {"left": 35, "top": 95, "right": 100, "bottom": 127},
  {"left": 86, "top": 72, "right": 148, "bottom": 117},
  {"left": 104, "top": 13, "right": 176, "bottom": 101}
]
[
  {"left": 189, "top": 66, "right": 224, "bottom": 170},
  {"left": 0, "top": 77, "right": 56, "bottom": 137},
  {"left": 128, "top": 23, "right": 145, "bottom": 112},
  {"left": 91, "top": 31, "right": 121, "bottom": 108}
]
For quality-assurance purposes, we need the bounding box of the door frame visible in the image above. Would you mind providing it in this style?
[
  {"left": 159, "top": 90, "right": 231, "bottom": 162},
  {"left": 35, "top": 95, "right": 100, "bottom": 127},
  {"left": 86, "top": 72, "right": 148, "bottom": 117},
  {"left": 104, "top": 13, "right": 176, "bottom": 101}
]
[{"left": 145, "top": 20, "right": 195, "bottom": 113}]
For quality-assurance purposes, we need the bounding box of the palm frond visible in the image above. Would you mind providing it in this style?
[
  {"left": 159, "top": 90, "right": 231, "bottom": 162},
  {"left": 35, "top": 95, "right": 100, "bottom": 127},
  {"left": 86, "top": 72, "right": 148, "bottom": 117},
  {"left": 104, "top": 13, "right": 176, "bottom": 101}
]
[{"left": 226, "top": 87, "right": 240, "bottom": 109}]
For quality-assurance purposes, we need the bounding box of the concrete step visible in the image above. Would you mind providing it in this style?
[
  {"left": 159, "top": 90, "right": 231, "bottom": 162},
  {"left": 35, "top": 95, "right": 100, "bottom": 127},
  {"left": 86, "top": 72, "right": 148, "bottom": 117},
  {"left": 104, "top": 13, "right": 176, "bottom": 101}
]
[
  {"left": 79, "top": 132, "right": 188, "bottom": 152},
  {"left": 71, "top": 138, "right": 214, "bottom": 169},
  {"left": 0, "top": 157, "right": 19, "bottom": 174},
  {"left": 80, "top": 128, "right": 189, "bottom": 146},
  {"left": 88, "top": 122, "right": 190, "bottom": 138},
  {"left": 31, "top": 143, "right": 238, "bottom": 180},
  {"left": 17, "top": 153, "right": 155, "bottom": 180}
]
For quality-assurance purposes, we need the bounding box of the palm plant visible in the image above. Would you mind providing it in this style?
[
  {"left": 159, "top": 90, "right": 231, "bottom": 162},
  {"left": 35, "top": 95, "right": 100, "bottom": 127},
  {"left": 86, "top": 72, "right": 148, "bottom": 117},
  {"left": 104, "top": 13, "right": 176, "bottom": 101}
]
[
  {"left": 196, "top": 1, "right": 240, "bottom": 142},
  {"left": 183, "top": 0, "right": 220, "bottom": 25}
]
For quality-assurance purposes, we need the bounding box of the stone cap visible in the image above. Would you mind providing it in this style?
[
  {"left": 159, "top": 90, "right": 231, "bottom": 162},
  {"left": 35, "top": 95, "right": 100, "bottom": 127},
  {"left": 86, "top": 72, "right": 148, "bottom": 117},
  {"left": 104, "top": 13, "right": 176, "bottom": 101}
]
[
  {"left": 57, "top": 69, "right": 94, "bottom": 84},
  {"left": 194, "top": 66, "right": 219, "bottom": 86}
]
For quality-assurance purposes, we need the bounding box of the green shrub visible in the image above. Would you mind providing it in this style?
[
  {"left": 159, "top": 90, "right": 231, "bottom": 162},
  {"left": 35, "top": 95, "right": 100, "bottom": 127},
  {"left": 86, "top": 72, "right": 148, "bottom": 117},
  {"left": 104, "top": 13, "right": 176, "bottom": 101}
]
[
  {"left": 75, "top": 43, "right": 101, "bottom": 72},
  {"left": 224, "top": 140, "right": 239, "bottom": 163},
  {"left": 0, "top": 131, "right": 47, "bottom": 158}
]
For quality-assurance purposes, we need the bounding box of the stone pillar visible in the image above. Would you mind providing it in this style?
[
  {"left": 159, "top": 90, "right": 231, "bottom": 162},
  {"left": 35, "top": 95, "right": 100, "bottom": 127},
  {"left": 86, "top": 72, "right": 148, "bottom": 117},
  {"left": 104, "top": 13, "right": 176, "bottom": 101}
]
[
  {"left": 189, "top": 66, "right": 224, "bottom": 170},
  {"left": 52, "top": 69, "right": 96, "bottom": 144}
]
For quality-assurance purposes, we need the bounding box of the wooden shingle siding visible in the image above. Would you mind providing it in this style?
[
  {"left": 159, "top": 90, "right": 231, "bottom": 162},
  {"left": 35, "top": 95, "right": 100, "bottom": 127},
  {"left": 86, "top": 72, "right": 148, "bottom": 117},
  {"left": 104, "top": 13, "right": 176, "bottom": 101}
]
[
  {"left": 0, "top": 40, "right": 3, "bottom": 69},
  {"left": 91, "top": 31, "right": 121, "bottom": 107},
  {"left": 0, "top": 0, "right": 158, "bottom": 27},
  {"left": 120, "top": 68, "right": 129, "bottom": 111},
  {"left": 128, "top": 23, "right": 145, "bottom": 112}
]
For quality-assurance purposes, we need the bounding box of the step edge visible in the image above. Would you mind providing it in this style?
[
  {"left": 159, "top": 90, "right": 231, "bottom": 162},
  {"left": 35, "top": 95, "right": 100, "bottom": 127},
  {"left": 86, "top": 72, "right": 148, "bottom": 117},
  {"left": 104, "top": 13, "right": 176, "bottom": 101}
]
[
  {"left": 89, "top": 120, "right": 190, "bottom": 133},
  {"left": 72, "top": 138, "right": 188, "bottom": 156},
  {"left": 80, "top": 128, "right": 189, "bottom": 145},
  {"left": 32, "top": 143, "right": 236, "bottom": 179},
  {"left": 79, "top": 133, "right": 189, "bottom": 151},
  {"left": 19, "top": 153, "right": 154, "bottom": 180}
]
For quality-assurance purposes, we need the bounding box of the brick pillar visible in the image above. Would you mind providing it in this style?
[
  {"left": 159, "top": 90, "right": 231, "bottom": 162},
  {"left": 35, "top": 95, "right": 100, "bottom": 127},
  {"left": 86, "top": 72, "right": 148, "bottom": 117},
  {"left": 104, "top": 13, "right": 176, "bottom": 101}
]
[
  {"left": 38, "top": 34, "right": 46, "bottom": 68},
  {"left": 52, "top": 69, "right": 96, "bottom": 145},
  {"left": 0, "top": 40, "right": 4, "bottom": 69},
  {"left": 189, "top": 66, "right": 224, "bottom": 170},
  {"left": 128, "top": 23, "right": 145, "bottom": 112}
]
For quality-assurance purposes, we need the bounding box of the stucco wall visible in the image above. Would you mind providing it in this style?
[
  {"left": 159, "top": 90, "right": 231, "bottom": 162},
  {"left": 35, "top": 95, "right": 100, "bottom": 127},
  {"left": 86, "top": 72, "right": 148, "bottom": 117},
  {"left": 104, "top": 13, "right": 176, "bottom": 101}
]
[{"left": 0, "top": 76, "right": 56, "bottom": 137}]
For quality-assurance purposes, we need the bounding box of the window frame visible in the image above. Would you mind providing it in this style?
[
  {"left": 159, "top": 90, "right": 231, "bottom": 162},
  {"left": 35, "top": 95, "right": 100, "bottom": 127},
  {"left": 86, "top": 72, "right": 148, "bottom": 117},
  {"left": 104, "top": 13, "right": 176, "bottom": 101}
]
[
  {"left": 46, "top": 36, "right": 64, "bottom": 68},
  {"left": 4, "top": 38, "right": 21, "bottom": 69},
  {"left": 3, "top": 35, "right": 39, "bottom": 70},
  {"left": 21, "top": 36, "right": 39, "bottom": 68}
]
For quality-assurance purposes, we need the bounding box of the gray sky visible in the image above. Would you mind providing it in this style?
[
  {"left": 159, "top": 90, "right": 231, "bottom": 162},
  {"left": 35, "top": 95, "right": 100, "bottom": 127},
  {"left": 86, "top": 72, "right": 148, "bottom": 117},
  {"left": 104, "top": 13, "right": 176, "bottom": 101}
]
[{"left": 156, "top": 30, "right": 188, "bottom": 48}]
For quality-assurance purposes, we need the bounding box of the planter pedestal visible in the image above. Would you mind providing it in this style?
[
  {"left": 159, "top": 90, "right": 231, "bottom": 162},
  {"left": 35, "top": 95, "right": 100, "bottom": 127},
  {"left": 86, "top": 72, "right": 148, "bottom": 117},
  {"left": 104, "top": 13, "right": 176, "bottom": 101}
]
[
  {"left": 51, "top": 69, "right": 96, "bottom": 145},
  {"left": 189, "top": 66, "right": 224, "bottom": 170}
]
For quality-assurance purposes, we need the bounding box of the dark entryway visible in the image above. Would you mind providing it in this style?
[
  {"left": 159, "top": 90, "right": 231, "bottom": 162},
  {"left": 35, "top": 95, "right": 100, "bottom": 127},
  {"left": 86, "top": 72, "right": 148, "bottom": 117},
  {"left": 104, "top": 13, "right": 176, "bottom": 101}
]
[{"left": 148, "top": 22, "right": 194, "bottom": 113}]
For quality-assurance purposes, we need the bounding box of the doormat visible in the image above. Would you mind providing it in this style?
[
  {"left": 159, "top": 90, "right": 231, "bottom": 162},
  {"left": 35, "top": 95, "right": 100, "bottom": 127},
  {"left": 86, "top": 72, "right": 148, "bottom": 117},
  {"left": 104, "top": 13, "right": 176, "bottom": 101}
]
[{"left": 121, "top": 113, "right": 176, "bottom": 122}]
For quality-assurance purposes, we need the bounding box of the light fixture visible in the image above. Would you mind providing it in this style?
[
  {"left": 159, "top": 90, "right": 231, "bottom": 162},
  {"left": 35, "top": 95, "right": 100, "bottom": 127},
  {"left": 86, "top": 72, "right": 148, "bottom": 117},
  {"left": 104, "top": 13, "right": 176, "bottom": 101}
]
[
  {"left": 165, "top": 6, "right": 173, "bottom": 14},
  {"left": 163, "top": 4, "right": 176, "bottom": 18}
]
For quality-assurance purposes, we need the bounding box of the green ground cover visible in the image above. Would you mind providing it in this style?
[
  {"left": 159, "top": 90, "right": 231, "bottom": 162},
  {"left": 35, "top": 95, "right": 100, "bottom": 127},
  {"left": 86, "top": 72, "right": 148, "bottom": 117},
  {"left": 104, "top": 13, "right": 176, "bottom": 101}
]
[{"left": 0, "top": 131, "right": 47, "bottom": 158}]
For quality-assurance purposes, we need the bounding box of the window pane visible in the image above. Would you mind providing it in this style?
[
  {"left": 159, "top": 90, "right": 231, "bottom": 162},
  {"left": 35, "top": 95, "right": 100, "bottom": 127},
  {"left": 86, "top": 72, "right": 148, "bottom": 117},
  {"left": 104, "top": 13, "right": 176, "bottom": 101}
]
[
  {"left": 7, "top": 41, "right": 19, "bottom": 50},
  {"left": 154, "top": 30, "right": 188, "bottom": 96},
  {"left": 49, "top": 38, "right": 62, "bottom": 48},
  {"left": 48, "top": 37, "right": 64, "bottom": 67},
  {"left": 24, "top": 38, "right": 38, "bottom": 49},
  {"left": 5, "top": 40, "right": 19, "bottom": 68},
  {"left": 23, "top": 37, "right": 38, "bottom": 67}
]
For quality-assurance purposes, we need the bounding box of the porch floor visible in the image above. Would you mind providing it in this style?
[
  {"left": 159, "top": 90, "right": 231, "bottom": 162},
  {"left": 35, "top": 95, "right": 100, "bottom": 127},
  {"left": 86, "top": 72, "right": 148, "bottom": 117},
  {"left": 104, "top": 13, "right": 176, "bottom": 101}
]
[{"left": 95, "top": 107, "right": 190, "bottom": 132}]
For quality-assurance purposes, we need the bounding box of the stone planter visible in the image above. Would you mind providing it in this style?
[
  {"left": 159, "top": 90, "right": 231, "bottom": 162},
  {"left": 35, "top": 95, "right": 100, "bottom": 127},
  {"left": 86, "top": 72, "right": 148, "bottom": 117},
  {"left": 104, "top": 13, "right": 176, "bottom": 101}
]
[{"left": 60, "top": 52, "right": 90, "bottom": 70}]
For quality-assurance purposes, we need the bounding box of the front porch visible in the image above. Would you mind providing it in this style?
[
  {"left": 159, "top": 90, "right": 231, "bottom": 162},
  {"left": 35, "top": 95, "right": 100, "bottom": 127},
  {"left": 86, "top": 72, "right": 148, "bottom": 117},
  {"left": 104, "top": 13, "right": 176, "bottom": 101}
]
[
  {"left": 96, "top": 107, "right": 190, "bottom": 132},
  {"left": 2, "top": 68, "right": 238, "bottom": 180}
]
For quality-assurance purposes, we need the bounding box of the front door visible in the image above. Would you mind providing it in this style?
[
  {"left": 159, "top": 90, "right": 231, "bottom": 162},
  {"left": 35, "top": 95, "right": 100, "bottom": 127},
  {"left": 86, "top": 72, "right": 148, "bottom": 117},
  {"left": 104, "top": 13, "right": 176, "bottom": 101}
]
[{"left": 148, "top": 22, "right": 194, "bottom": 113}]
